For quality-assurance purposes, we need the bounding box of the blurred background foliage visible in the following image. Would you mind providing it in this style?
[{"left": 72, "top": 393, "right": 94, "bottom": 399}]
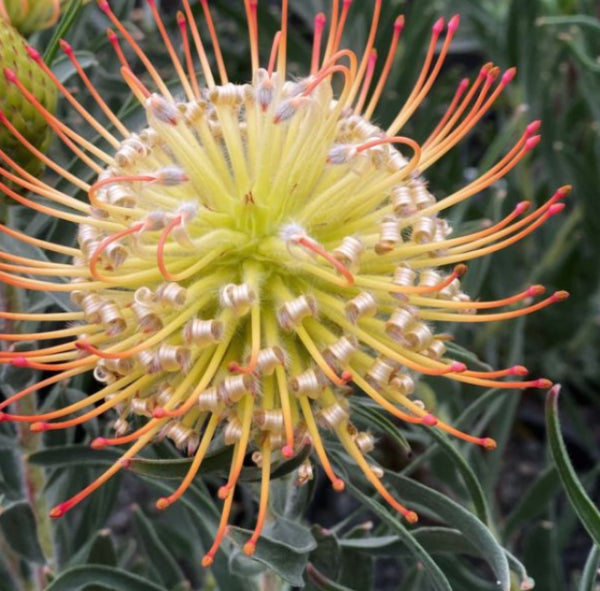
[{"left": 0, "top": 0, "right": 598, "bottom": 590}]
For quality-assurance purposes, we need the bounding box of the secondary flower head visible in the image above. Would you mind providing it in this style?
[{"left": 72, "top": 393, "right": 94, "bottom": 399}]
[
  {"left": 0, "top": 0, "right": 69, "bottom": 35},
  {"left": 0, "top": 0, "right": 569, "bottom": 565}
]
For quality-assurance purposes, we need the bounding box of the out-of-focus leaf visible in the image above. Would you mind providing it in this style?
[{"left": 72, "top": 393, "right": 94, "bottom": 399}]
[
  {"left": 0, "top": 546, "right": 20, "bottom": 591},
  {"left": 87, "top": 529, "right": 117, "bottom": 567},
  {"left": 383, "top": 471, "right": 511, "bottom": 590},
  {"left": 228, "top": 525, "right": 312, "bottom": 587},
  {"left": 345, "top": 482, "right": 452, "bottom": 591},
  {"left": 306, "top": 562, "right": 355, "bottom": 591},
  {"left": 43, "top": 0, "right": 85, "bottom": 65},
  {"left": 0, "top": 500, "right": 45, "bottom": 564},
  {"left": 546, "top": 386, "right": 600, "bottom": 546},
  {"left": 132, "top": 506, "right": 187, "bottom": 590},
  {"left": 579, "top": 544, "right": 600, "bottom": 591},
  {"left": 42, "top": 565, "right": 168, "bottom": 591},
  {"left": 52, "top": 51, "right": 98, "bottom": 84}
]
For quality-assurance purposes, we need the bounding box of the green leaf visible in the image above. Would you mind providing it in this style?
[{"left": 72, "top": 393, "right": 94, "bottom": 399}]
[
  {"left": 546, "top": 386, "right": 600, "bottom": 546},
  {"left": 42, "top": 565, "right": 168, "bottom": 591},
  {"left": 579, "top": 544, "right": 600, "bottom": 591},
  {"left": 43, "top": 0, "right": 85, "bottom": 66},
  {"left": 345, "top": 482, "right": 452, "bottom": 591},
  {"left": 132, "top": 506, "right": 187, "bottom": 589},
  {"left": 382, "top": 471, "right": 511, "bottom": 590},
  {"left": 306, "top": 563, "right": 355, "bottom": 591},
  {"left": 0, "top": 500, "right": 45, "bottom": 564},
  {"left": 228, "top": 525, "right": 311, "bottom": 587}
]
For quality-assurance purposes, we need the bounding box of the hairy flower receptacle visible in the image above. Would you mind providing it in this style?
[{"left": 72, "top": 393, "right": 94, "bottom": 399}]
[{"left": 0, "top": 0, "right": 568, "bottom": 565}]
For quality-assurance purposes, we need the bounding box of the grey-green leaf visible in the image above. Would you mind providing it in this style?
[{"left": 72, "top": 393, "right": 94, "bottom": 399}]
[
  {"left": 42, "top": 565, "right": 168, "bottom": 591},
  {"left": 0, "top": 500, "right": 46, "bottom": 564},
  {"left": 546, "top": 386, "right": 600, "bottom": 547}
]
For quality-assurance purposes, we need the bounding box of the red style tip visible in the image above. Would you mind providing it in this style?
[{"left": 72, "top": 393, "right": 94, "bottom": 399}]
[
  {"left": 217, "top": 485, "right": 231, "bottom": 500},
  {"left": 332, "top": 478, "right": 345, "bottom": 492},
  {"left": 106, "top": 28, "right": 117, "bottom": 42},
  {"left": 26, "top": 46, "right": 42, "bottom": 61},
  {"left": 501, "top": 67, "right": 517, "bottom": 85},
  {"left": 422, "top": 413, "right": 438, "bottom": 426},
  {"left": 480, "top": 437, "right": 497, "bottom": 450},
  {"left": 176, "top": 11, "right": 186, "bottom": 26},
  {"left": 557, "top": 184, "right": 572, "bottom": 197},
  {"left": 340, "top": 370, "right": 353, "bottom": 384},
  {"left": 527, "top": 285, "right": 546, "bottom": 296},
  {"left": 281, "top": 444, "right": 294, "bottom": 458},
  {"left": 552, "top": 290, "right": 569, "bottom": 302},
  {"left": 243, "top": 542, "right": 256, "bottom": 556},
  {"left": 315, "top": 12, "right": 327, "bottom": 26},
  {"left": 449, "top": 362, "right": 466, "bottom": 373},
  {"left": 49, "top": 504, "right": 68, "bottom": 519},
  {"left": 547, "top": 203, "right": 565, "bottom": 216},
  {"left": 515, "top": 201, "right": 531, "bottom": 215},
  {"left": 432, "top": 17, "right": 445, "bottom": 35},
  {"left": 524, "top": 135, "right": 541, "bottom": 151},
  {"left": 98, "top": 1, "right": 110, "bottom": 13},
  {"left": 526, "top": 120, "right": 542, "bottom": 136},
  {"left": 448, "top": 15, "right": 460, "bottom": 33},
  {"left": 145, "top": 0, "right": 156, "bottom": 6},
  {"left": 60, "top": 39, "right": 74, "bottom": 55},
  {"left": 152, "top": 407, "right": 168, "bottom": 419},
  {"left": 454, "top": 264, "right": 468, "bottom": 277},
  {"left": 201, "top": 555, "right": 214, "bottom": 568},
  {"left": 4, "top": 68, "right": 16, "bottom": 83},
  {"left": 30, "top": 422, "right": 48, "bottom": 432},
  {"left": 534, "top": 378, "right": 553, "bottom": 389},
  {"left": 510, "top": 365, "right": 529, "bottom": 376},
  {"left": 156, "top": 497, "right": 170, "bottom": 510},
  {"left": 90, "top": 437, "right": 107, "bottom": 449},
  {"left": 10, "top": 356, "right": 29, "bottom": 367},
  {"left": 458, "top": 78, "right": 470, "bottom": 92},
  {"left": 343, "top": 0, "right": 352, "bottom": 7},
  {"left": 394, "top": 15, "right": 405, "bottom": 31},
  {"left": 405, "top": 511, "right": 419, "bottom": 524}
]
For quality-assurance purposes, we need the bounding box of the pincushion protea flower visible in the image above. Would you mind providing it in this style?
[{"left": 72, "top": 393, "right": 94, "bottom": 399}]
[
  {"left": 0, "top": 0, "right": 569, "bottom": 566},
  {"left": 0, "top": 0, "right": 68, "bottom": 35}
]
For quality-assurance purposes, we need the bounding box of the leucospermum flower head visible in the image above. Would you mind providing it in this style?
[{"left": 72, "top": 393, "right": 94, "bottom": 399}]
[
  {"left": 0, "top": 0, "right": 70, "bottom": 35},
  {"left": 0, "top": 0, "right": 569, "bottom": 566}
]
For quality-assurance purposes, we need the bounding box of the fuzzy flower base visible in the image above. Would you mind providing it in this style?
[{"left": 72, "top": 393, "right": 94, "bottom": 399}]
[{"left": 0, "top": 0, "right": 568, "bottom": 565}]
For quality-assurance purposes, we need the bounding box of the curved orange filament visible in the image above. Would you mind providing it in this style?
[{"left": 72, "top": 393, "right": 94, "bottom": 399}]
[
  {"left": 88, "top": 175, "right": 156, "bottom": 209},
  {"left": 331, "top": 0, "right": 352, "bottom": 56},
  {"left": 351, "top": 373, "right": 437, "bottom": 425},
  {"left": 419, "top": 291, "right": 569, "bottom": 323},
  {"left": 155, "top": 414, "right": 220, "bottom": 509},
  {"left": 302, "top": 65, "right": 352, "bottom": 103},
  {"left": 0, "top": 112, "right": 89, "bottom": 191},
  {"left": 177, "top": 12, "right": 201, "bottom": 99},
  {"left": 99, "top": 1, "right": 173, "bottom": 99},
  {"left": 268, "top": 31, "right": 282, "bottom": 78},
  {"left": 90, "top": 420, "right": 160, "bottom": 449},
  {"left": 49, "top": 426, "right": 160, "bottom": 519},
  {"left": 337, "top": 423, "right": 417, "bottom": 522},
  {"left": 218, "top": 395, "right": 254, "bottom": 499},
  {"left": 298, "top": 396, "right": 344, "bottom": 491},
  {"left": 295, "top": 235, "right": 354, "bottom": 285},
  {"left": 57, "top": 38, "right": 130, "bottom": 138},
  {"left": 389, "top": 16, "right": 459, "bottom": 134},
  {"left": 4, "top": 69, "right": 110, "bottom": 169},
  {"left": 323, "top": 0, "right": 340, "bottom": 62},
  {"left": 354, "top": 50, "right": 377, "bottom": 115},
  {"left": 145, "top": 0, "right": 194, "bottom": 101},
  {"left": 423, "top": 77, "right": 470, "bottom": 148},
  {"left": 25, "top": 46, "right": 120, "bottom": 147},
  {"left": 277, "top": 0, "right": 289, "bottom": 78},
  {"left": 157, "top": 215, "right": 183, "bottom": 280},
  {"left": 181, "top": 0, "right": 215, "bottom": 87},
  {"left": 311, "top": 13, "right": 327, "bottom": 75},
  {"left": 364, "top": 15, "right": 404, "bottom": 119},
  {"left": 89, "top": 222, "right": 145, "bottom": 282},
  {"left": 243, "top": 439, "right": 272, "bottom": 556},
  {"left": 0, "top": 368, "right": 85, "bottom": 411},
  {"left": 347, "top": 0, "right": 382, "bottom": 105},
  {"left": 201, "top": 489, "right": 234, "bottom": 567},
  {"left": 274, "top": 365, "right": 296, "bottom": 458},
  {"left": 411, "top": 283, "right": 545, "bottom": 311},
  {"left": 199, "top": 0, "right": 228, "bottom": 84}
]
